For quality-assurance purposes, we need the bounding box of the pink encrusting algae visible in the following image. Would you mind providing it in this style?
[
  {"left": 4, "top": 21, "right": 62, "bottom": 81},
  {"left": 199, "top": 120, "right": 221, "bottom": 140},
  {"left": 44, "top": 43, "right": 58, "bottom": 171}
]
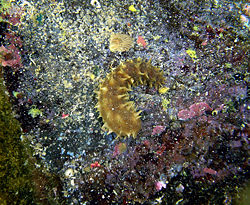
[{"left": 178, "top": 102, "right": 212, "bottom": 120}]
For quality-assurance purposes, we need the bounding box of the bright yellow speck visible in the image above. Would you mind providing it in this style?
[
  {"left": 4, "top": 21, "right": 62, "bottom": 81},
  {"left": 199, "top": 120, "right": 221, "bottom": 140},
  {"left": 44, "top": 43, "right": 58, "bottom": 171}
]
[
  {"left": 129, "top": 5, "right": 137, "bottom": 12},
  {"left": 90, "top": 73, "right": 95, "bottom": 80},
  {"left": 159, "top": 87, "right": 170, "bottom": 94},
  {"left": 153, "top": 35, "right": 161, "bottom": 40},
  {"left": 193, "top": 26, "right": 199, "bottom": 31},
  {"left": 212, "top": 110, "right": 218, "bottom": 115},
  {"left": 186, "top": 49, "right": 197, "bottom": 59},
  {"left": 225, "top": 63, "right": 232, "bottom": 68},
  {"left": 63, "top": 80, "right": 73, "bottom": 88},
  {"left": 162, "top": 97, "right": 170, "bottom": 110},
  {"left": 35, "top": 66, "right": 41, "bottom": 75}
]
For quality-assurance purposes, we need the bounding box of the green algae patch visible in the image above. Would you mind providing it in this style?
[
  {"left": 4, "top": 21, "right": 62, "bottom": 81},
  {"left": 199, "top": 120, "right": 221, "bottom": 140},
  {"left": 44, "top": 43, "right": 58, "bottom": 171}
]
[
  {"left": 0, "top": 77, "right": 34, "bottom": 204},
  {"left": 28, "top": 106, "right": 43, "bottom": 118}
]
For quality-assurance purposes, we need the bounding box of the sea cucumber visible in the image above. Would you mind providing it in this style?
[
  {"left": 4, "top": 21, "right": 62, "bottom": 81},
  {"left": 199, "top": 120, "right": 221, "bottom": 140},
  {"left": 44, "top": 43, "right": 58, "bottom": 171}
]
[{"left": 95, "top": 58, "right": 165, "bottom": 138}]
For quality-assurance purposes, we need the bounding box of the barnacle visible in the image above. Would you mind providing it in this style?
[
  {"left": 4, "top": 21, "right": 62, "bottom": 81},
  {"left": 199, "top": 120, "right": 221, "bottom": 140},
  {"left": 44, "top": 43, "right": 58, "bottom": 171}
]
[
  {"left": 96, "top": 58, "right": 165, "bottom": 138},
  {"left": 109, "top": 33, "right": 134, "bottom": 52}
]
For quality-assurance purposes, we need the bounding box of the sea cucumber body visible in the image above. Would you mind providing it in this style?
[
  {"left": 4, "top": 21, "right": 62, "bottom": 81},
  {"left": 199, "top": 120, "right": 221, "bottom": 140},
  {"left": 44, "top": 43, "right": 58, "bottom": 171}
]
[{"left": 96, "top": 58, "right": 165, "bottom": 138}]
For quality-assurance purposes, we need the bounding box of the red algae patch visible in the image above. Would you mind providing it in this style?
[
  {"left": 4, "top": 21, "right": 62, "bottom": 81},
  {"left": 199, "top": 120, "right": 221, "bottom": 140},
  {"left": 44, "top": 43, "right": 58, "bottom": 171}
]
[
  {"left": 178, "top": 102, "right": 212, "bottom": 120},
  {"left": 96, "top": 58, "right": 165, "bottom": 138}
]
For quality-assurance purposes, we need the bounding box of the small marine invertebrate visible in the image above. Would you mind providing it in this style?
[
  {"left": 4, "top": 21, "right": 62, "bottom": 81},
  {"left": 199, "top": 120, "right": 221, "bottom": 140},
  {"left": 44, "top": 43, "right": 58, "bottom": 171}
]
[
  {"left": 137, "top": 35, "right": 147, "bottom": 48},
  {"left": 90, "top": 161, "right": 101, "bottom": 168},
  {"left": 186, "top": 49, "right": 197, "bottom": 61},
  {"left": 28, "top": 106, "right": 43, "bottom": 118},
  {"left": 96, "top": 58, "right": 165, "bottom": 138},
  {"left": 109, "top": 33, "right": 134, "bottom": 52},
  {"left": 128, "top": 5, "right": 137, "bottom": 12},
  {"left": 155, "top": 181, "right": 166, "bottom": 191}
]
